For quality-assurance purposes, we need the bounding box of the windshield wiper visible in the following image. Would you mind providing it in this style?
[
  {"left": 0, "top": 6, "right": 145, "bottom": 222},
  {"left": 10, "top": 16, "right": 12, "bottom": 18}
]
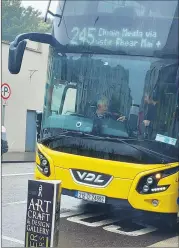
[
  {"left": 153, "top": 50, "right": 178, "bottom": 59},
  {"left": 70, "top": 133, "right": 174, "bottom": 162},
  {"left": 85, "top": 45, "right": 127, "bottom": 55},
  {"left": 98, "top": 136, "right": 175, "bottom": 163},
  {"left": 40, "top": 130, "right": 103, "bottom": 143},
  {"left": 65, "top": 44, "right": 127, "bottom": 55}
]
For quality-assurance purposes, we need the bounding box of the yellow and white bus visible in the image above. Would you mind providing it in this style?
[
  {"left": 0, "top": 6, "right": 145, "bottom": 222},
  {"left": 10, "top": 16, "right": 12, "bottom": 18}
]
[{"left": 8, "top": 0, "right": 179, "bottom": 228}]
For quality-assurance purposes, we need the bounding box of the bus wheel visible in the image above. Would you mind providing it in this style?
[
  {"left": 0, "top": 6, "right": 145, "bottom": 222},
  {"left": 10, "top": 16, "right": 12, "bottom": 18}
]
[{"left": 166, "top": 214, "right": 178, "bottom": 230}]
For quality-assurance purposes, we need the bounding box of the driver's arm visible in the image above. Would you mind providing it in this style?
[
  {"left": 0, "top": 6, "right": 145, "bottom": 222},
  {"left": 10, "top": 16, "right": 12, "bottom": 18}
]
[
  {"left": 116, "top": 113, "right": 126, "bottom": 122},
  {"left": 117, "top": 115, "right": 126, "bottom": 122},
  {"left": 110, "top": 112, "right": 126, "bottom": 122}
]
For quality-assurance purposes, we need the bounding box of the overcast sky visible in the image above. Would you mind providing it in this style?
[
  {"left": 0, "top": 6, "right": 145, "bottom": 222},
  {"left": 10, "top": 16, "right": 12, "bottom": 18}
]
[{"left": 21, "top": 1, "right": 58, "bottom": 15}]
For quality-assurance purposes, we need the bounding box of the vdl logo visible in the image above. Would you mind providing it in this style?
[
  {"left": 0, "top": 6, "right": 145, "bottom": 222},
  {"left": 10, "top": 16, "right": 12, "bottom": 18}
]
[{"left": 70, "top": 169, "right": 113, "bottom": 187}]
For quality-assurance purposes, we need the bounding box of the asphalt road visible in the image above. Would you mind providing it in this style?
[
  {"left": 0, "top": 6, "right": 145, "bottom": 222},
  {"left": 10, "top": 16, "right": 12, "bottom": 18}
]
[{"left": 2, "top": 162, "right": 179, "bottom": 247}]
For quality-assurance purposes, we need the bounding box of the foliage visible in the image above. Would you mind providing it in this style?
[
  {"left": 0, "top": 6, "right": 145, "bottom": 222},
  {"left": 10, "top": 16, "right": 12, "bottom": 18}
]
[{"left": 2, "top": 0, "right": 52, "bottom": 42}]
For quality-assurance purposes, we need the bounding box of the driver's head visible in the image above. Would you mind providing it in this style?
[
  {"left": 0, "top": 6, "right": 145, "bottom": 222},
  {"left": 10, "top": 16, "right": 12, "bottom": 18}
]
[
  {"left": 144, "top": 93, "right": 151, "bottom": 103},
  {"left": 97, "top": 98, "right": 108, "bottom": 113}
]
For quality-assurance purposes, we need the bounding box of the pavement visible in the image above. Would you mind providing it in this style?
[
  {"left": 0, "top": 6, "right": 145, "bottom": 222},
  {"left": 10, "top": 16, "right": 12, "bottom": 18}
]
[
  {"left": 2, "top": 152, "right": 35, "bottom": 163},
  {"left": 148, "top": 236, "right": 179, "bottom": 247},
  {"left": 2, "top": 162, "right": 179, "bottom": 247}
]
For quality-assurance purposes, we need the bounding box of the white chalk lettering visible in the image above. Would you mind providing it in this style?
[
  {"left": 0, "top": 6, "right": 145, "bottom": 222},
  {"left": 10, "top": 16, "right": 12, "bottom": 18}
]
[
  {"left": 28, "top": 198, "right": 35, "bottom": 210},
  {"left": 29, "top": 241, "right": 37, "bottom": 247},
  {"left": 39, "top": 243, "right": 44, "bottom": 247},
  {"left": 33, "top": 210, "right": 37, "bottom": 219},
  {"left": 28, "top": 210, "right": 32, "bottom": 218},
  {"left": 27, "top": 225, "right": 49, "bottom": 235},
  {"left": 28, "top": 198, "right": 52, "bottom": 213},
  {"left": 44, "top": 200, "right": 51, "bottom": 213},
  {"left": 46, "top": 213, "right": 50, "bottom": 222},
  {"left": 32, "top": 219, "right": 50, "bottom": 228},
  {"left": 29, "top": 240, "right": 45, "bottom": 247},
  {"left": 37, "top": 212, "right": 42, "bottom": 220},
  {"left": 32, "top": 219, "right": 38, "bottom": 225},
  {"left": 27, "top": 218, "right": 31, "bottom": 225},
  {"left": 35, "top": 199, "right": 44, "bottom": 212},
  {"left": 38, "top": 185, "right": 43, "bottom": 197},
  {"left": 28, "top": 210, "right": 50, "bottom": 222},
  {"left": 30, "top": 233, "right": 37, "bottom": 242}
]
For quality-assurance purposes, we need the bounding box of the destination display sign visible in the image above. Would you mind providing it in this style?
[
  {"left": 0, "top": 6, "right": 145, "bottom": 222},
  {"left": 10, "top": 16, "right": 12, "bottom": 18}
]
[
  {"left": 69, "top": 27, "right": 161, "bottom": 50},
  {"left": 55, "top": 15, "right": 177, "bottom": 56}
]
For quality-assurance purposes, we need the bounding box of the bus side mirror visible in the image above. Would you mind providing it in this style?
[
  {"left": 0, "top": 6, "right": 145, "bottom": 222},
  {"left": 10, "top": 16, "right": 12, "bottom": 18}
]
[
  {"left": 8, "top": 40, "right": 27, "bottom": 74},
  {"left": 36, "top": 111, "right": 43, "bottom": 141},
  {"left": 8, "top": 32, "right": 64, "bottom": 74}
]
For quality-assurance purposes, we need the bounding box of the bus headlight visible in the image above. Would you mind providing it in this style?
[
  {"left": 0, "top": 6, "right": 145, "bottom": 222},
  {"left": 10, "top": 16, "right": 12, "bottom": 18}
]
[
  {"left": 146, "top": 176, "right": 154, "bottom": 185},
  {"left": 143, "top": 185, "right": 150, "bottom": 193},
  {"left": 37, "top": 150, "right": 50, "bottom": 176},
  {"left": 136, "top": 166, "right": 179, "bottom": 194},
  {"left": 41, "top": 159, "right": 48, "bottom": 166}
]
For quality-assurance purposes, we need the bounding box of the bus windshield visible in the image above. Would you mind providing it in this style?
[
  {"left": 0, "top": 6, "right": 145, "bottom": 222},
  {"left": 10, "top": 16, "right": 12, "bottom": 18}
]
[
  {"left": 42, "top": 48, "right": 179, "bottom": 147},
  {"left": 41, "top": 0, "right": 179, "bottom": 153},
  {"left": 53, "top": 0, "right": 178, "bottom": 57}
]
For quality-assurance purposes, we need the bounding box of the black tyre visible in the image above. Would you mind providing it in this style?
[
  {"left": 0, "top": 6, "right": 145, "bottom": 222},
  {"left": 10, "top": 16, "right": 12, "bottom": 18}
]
[{"left": 164, "top": 213, "right": 178, "bottom": 230}]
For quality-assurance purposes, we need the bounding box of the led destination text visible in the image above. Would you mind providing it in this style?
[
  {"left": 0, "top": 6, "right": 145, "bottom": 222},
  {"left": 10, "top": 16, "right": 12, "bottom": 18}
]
[{"left": 70, "top": 27, "right": 161, "bottom": 49}]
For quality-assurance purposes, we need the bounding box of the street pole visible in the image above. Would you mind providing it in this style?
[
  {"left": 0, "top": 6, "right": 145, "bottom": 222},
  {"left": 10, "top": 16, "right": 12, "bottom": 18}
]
[{"left": 2, "top": 104, "right": 6, "bottom": 126}]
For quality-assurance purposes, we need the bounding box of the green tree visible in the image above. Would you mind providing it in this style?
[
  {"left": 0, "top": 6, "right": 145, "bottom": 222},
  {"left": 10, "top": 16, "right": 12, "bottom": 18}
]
[{"left": 2, "top": 0, "right": 52, "bottom": 42}]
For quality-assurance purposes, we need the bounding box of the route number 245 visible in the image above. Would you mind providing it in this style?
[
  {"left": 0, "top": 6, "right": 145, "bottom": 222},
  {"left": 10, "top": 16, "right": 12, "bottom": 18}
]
[{"left": 71, "top": 27, "right": 96, "bottom": 45}]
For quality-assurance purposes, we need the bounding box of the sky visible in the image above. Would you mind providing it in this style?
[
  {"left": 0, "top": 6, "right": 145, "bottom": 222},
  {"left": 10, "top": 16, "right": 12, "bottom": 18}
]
[{"left": 21, "top": 1, "right": 59, "bottom": 16}]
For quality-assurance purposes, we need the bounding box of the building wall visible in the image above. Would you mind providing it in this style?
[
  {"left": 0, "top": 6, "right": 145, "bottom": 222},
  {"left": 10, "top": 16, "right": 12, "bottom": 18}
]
[{"left": 2, "top": 41, "right": 49, "bottom": 152}]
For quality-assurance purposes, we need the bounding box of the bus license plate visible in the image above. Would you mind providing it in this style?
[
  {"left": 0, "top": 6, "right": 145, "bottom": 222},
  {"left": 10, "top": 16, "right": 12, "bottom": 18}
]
[{"left": 75, "top": 191, "right": 106, "bottom": 204}]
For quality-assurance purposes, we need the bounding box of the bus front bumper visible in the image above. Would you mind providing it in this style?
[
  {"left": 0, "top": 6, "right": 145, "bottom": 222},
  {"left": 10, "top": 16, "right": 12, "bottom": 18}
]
[
  {"left": 61, "top": 187, "right": 178, "bottom": 226},
  {"left": 35, "top": 165, "right": 179, "bottom": 215}
]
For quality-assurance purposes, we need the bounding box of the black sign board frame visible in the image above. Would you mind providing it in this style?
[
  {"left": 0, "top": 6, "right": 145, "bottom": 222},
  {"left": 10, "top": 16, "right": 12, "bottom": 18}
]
[{"left": 24, "top": 179, "right": 61, "bottom": 247}]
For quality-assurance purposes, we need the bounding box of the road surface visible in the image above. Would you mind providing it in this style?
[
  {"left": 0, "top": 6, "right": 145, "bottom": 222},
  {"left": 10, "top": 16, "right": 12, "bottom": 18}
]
[{"left": 2, "top": 162, "right": 179, "bottom": 247}]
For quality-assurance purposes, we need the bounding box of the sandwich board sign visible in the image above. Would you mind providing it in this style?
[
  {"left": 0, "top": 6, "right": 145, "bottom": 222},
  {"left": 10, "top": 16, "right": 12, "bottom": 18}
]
[{"left": 24, "top": 180, "right": 61, "bottom": 247}]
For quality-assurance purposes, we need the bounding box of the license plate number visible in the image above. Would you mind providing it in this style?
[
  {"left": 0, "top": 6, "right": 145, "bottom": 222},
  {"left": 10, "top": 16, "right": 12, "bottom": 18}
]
[{"left": 75, "top": 191, "right": 106, "bottom": 204}]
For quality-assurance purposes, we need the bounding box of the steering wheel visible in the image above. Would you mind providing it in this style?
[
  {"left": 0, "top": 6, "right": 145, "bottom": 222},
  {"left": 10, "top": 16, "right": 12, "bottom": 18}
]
[{"left": 64, "top": 111, "right": 85, "bottom": 117}]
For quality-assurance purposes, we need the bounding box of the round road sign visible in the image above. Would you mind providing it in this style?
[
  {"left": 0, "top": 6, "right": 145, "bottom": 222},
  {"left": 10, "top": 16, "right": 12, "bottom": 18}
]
[{"left": 1, "top": 83, "right": 11, "bottom": 100}]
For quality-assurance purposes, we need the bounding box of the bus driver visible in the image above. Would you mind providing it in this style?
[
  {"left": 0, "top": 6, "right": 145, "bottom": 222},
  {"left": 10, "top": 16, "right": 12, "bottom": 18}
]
[{"left": 95, "top": 98, "right": 126, "bottom": 121}]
